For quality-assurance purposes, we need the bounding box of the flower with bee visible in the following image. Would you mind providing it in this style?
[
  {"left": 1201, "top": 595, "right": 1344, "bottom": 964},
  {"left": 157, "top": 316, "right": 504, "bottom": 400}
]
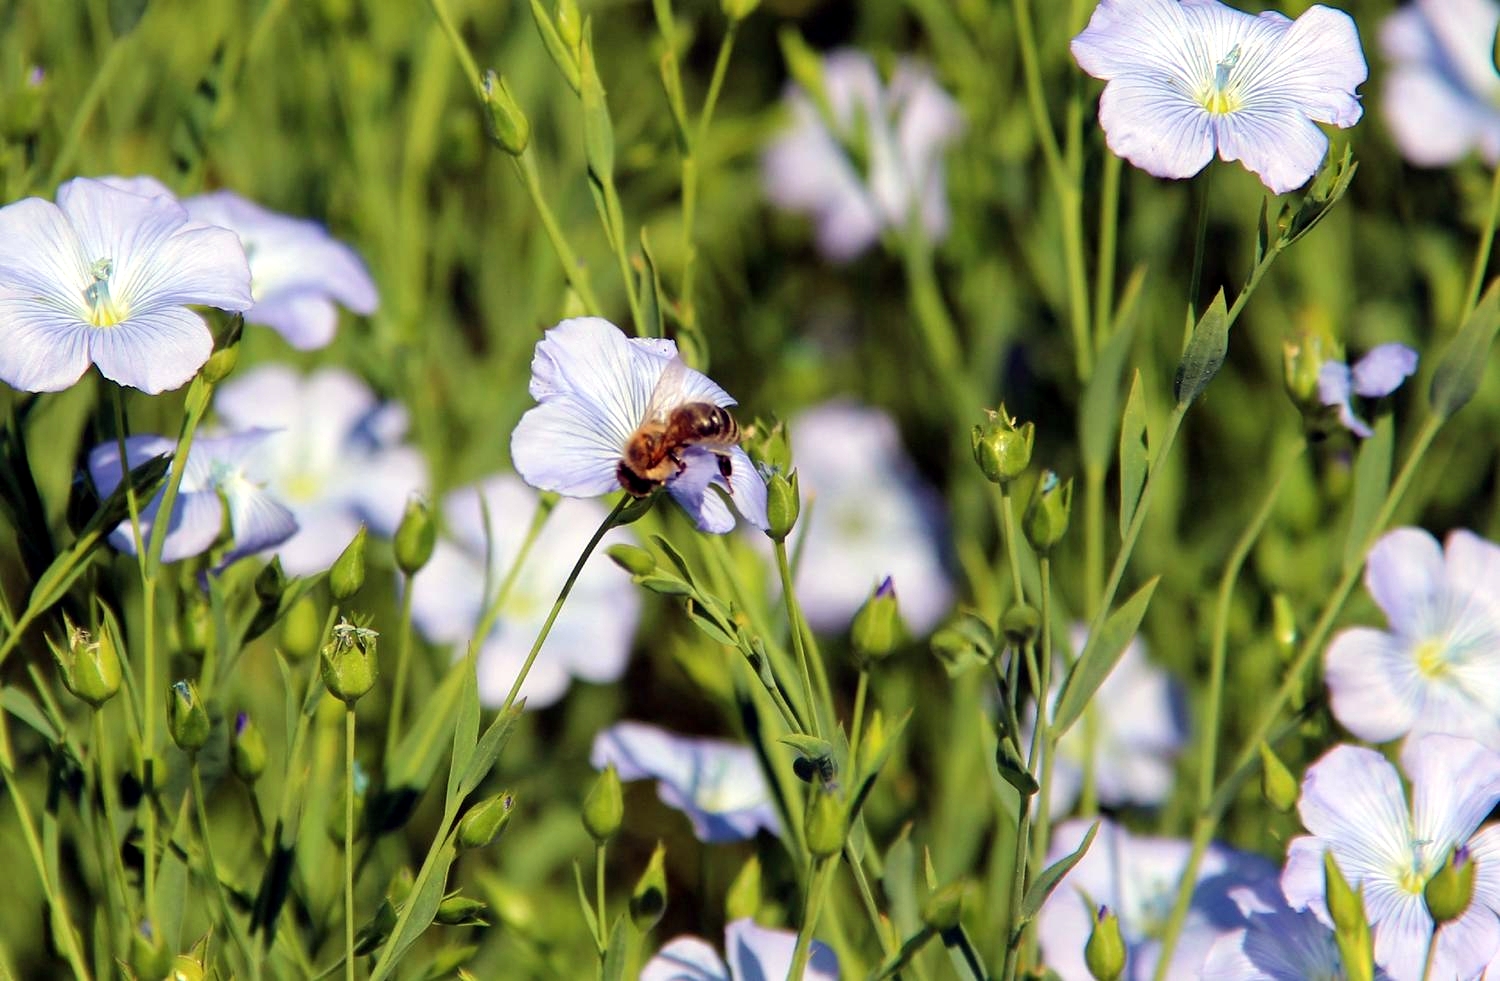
[{"left": 510, "top": 317, "right": 769, "bottom": 533}]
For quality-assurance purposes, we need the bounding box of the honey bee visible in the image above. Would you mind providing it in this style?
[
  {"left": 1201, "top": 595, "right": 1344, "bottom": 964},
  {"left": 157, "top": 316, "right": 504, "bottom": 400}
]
[{"left": 617, "top": 357, "right": 741, "bottom": 497}]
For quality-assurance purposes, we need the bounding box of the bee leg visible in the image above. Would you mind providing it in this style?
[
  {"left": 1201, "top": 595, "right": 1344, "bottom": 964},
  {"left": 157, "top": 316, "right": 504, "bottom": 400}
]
[
  {"left": 668, "top": 449, "right": 687, "bottom": 477},
  {"left": 715, "top": 452, "right": 734, "bottom": 485}
]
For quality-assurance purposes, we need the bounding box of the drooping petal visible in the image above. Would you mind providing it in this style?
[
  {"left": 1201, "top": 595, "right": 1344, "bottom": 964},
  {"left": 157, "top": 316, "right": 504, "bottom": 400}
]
[
  {"left": 1324, "top": 626, "right": 1419, "bottom": 742},
  {"left": 666, "top": 448, "right": 764, "bottom": 534},
  {"left": 725, "top": 919, "right": 837, "bottom": 981},
  {"left": 1352, "top": 344, "right": 1419, "bottom": 398},
  {"left": 640, "top": 936, "right": 728, "bottom": 981},
  {"left": 0, "top": 290, "right": 95, "bottom": 393},
  {"left": 1364, "top": 528, "right": 1445, "bottom": 634},
  {"left": 106, "top": 489, "right": 225, "bottom": 564},
  {"left": 89, "top": 305, "right": 215, "bottom": 394},
  {"left": 246, "top": 292, "right": 342, "bottom": 350}
]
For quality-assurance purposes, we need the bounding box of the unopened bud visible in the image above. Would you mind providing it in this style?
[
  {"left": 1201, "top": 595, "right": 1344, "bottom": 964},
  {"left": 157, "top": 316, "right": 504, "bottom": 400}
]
[
  {"left": 54, "top": 613, "right": 121, "bottom": 708},
  {"left": 630, "top": 842, "right": 668, "bottom": 932},
  {"left": 168, "top": 951, "right": 207, "bottom": 981},
  {"left": 329, "top": 525, "right": 367, "bottom": 600},
  {"left": 201, "top": 315, "right": 243, "bottom": 384},
  {"left": 130, "top": 921, "right": 172, "bottom": 981},
  {"left": 765, "top": 469, "right": 800, "bottom": 542},
  {"left": 255, "top": 557, "right": 286, "bottom": 604},
  {"left": 555, "top": 0, "right": 582, "bottom": 49},
  {"left": 456, "top": 791, "right": 515, "bottom": 850},
  {"left": 232, "top": 712, "right": 268, "bottom": 783},
  {"left": 726, "top": 855, "right": 762, "bottom": 921},
  {"left": 851, "top": 576, "right": 900, "bottom": 666},
  {"left": 1425, "top": 847, "right": 1477, "bottom": 925},
  {"left": 607, "top": 543, "right": 657, "bottom": 577},
  {"left": 434, "top": 895, "right": 489, "bottom": 926},
  {"left": 387, "top": 866, "right": 415, "bottom": 908},
  {"left": 920, "top": 881, "right": 967, "bottom": 932},
  {"left": 582, "top": 764, "right": 624, "bottom": 842},
  {"left": 971, "top": 406, "right": 1035, "bottom": 485},
  {"left": 1084, "top": 906, "right": 1125, "bottom": 981},
  {"left": 1271, "top": 594, "right": 1297, "bottom": 657},
  {"left": 1001, "top": 604, "right": 1041, "bottom": 647},
  {"left": 804, "top": 787, "right": 846, "bottom": 859},
  {"left": 280, "top": 593, "right": 322, "bottom": 661},
  {"left": 167, "top": 680, "right": 211, "bottom": 753},
  {"left": 320, "top": 618, "right": 379, "bottom": 705},
  {"left": 1258, "top": 742, "right": 1298, "bottom": 814},
  {"left": 481, "top": 70, "right": 531, "bottom": 156},
  {"left": 394, "top": 496, "right": 436, "bottom": 576},
  {"left": 1323, "top": 851, "right": 1365, "bottom": 935},
  {"left": 1023, "top": 470, "right": 1073, "bottom": 553}
]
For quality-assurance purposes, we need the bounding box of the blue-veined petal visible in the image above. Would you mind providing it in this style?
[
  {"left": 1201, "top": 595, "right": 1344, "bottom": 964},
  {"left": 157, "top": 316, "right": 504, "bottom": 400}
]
[
  {"left": 1352, "top": 344, "right": 1419, "bottom": 398},
  {"left": 0, "top": 197, "right": 91, "bottom": 313},
  {"left": 1213, "top": 108, "right": 1330, "bottom": 197},
  {"left": 1324, "top": 627, "right": 1418, "bottom": 743},
  {"left": 640, "top": 937, "right": 727, "bottom": 981},
  {"left": 222, "top": 478, "right": 299, "bottom": 563},
  {"left": 90, "top": 305, "right": 215, "bottom": 394},
  {"left": 1096, "top": 75, "right": 1216, "bottom": 181},
  {"left": 726, "top": 919, "right": 837, "bottom": 981},
  {"left": 1364, "top": 528, "right": 1445, "bottom": 634},
  {"left": 666, "top": 447, "right": 766, "bottom": 534},
  {"left": 1404, "top": 735, "right": 1500, "bottom": 866},
  {"left": 510, "top": 396, "right": 629, "bottom": 497},
  {"left": 0, "top": 287, "right": 95, "bottom": 392}
]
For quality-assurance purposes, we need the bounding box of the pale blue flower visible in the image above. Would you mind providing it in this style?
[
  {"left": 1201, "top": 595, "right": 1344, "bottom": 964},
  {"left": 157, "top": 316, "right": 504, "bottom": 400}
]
[
  {"left": 782, "top": 400, "right": 953, "bottom": 634},
  {"left": 1071, "top": 0, "right": 1367, "bottom": 194},
  {"left": 184, "top": 191, "right": 377, "bottom": 350},
  {"left": 214, "top": 365, "right": 426, "bottom": 576},
  {"left": 1318, "top": 343, "right": 1419, "bottom": 438},
  {"left": 1201, "top": 886, "right": 1395, "bottom": 980},
  {"left": 510, "top": 317, "right": 768, "bottom": 534},
  {"left": 0, "top": 176, "right": 252, "bottom": 393},
  {"left": 87, "top": 430, "right": 296, "bottom": 566},
  {"left": 589, "top": 721, "right": 779, "bottom": 843},
  {"left": 1282, "top": 736, "right": 1500, "bottom": 980},
  {"left": 1037, "top": 818, "right": 1279, "bottom": 980},
  {"left": 1324, "top": 528, "right": 1500, "bottom": 749},
  {"left": 1382, "top": 0, "right": 1500, "bottom": 167},
  {"left": 408, "top": 475, "right": 640, "bottom": 709},
  {"left": 762, "top": 49, "right": 963, "bottom": 261},
  {"left": 641, "top": 919, "right": 837, "bottom": 981}
]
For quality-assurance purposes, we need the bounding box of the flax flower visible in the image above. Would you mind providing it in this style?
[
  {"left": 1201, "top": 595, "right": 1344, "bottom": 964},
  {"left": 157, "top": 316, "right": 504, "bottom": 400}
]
[
  {"left": 510, "top": 317, "right": 767, "bottom": 534},
  {"left": 1071, "top": 0, "right": 1367, "bottom": 194},
  {"left": 1317, "top": 343, "right": 1418, "bottom": 438},
  {"left": 0, "top": 177, "right": 251, "bottom": 393},
  {"left": 641, "top": 919, "right": 837, "bottom": 981},
  {"left": 1381, "top": 0, "right": 1500, "bottom": 167},
  {"left": 1282, "top": 736, "right": 1500, "bottom": 979}
]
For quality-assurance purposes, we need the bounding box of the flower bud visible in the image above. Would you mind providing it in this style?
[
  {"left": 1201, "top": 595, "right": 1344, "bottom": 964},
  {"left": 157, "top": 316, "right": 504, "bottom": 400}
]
[
  {"left": 167, "top": 680, "right": 211, "bottom": 753},
  {"left": 394, "top": 496, "right": 436, "bottom": 576},
  {"left": 971, "top": 407, "right": 1034, "bottom": 485},
  {"left": 255, "top": 556, "right": 286, "bottom": 605},
  {"left": 920, "top": 881, "right": 966, "bottom": 932},
  {"left": 1001, "top": 604, "right": 1041, "bottom": 647},
  {"left": 1023, "top": 470, "right": 1073, "bottom": 554},
  {"left": 726, "top": 855, "right": 761, "bottom": 921},
  {"left": 1084, "top": 906, "right": 1126, "bottom": 981},
  {"left": 1271, "top": 594, "right": 1297, "bottom": 658},
  {"left": 130, "top": 921, "right": 172, "bottom": 981},
  {"left": 1425, "top": 847, "right": 1477, "bottom": 925},
  {"left": 328, "top": 525, "right": 368, "bottom": 601},
  {"left": 456, "top": 791, "right": 515, "bottom": 850},
  {"left": 321, "top": 619, "right": 379, "bottom": 706},
  {"left": 481, "top": 70, "right": 531, "bottom": 157},
  {"left": 200, "top": 315, "right": 243, "bottom": 385},
  {"left": 1323, "top": 850, "right": 1365, "bottom": 936},
  {"left": 387, "top": 866, "right": 415, "bottom": 908},
  {"left": 168, "top": 951, "right": 207, "bottom": 981},
  {"left": 851, "top": 577, "right": 900, "bottom": 667},
  {"left": 607, "top": 543, "right": 657, "bottom": 577},
  {"left": 53, "top": 614, "right": 120, "bottom": 708},
  {"left": 231, "top": 712, "right": 268, "bottom": 783},
  {"left": 582, "top": 764, "right": 624, "bottom": 843},
  {"left": 630, "top": 842, "right": 668, "bottom": 933},
  {"left": 804, "top": 787, "right": 846, "bottom": 859},
  {"left": 280, "top": 593, "right": 323, "bottom": 661},
  {"left": 434, "top": 895, "right": 489, "bottom": 926},
  {"left": 555, "top": 0, "right": 582, "bottom": 50},
  {"left": 765, "top": 469, "right": 800, "bottom": 543},
  {"left": 1257, "top": 742, "right": 1298, "bottom": 814}
]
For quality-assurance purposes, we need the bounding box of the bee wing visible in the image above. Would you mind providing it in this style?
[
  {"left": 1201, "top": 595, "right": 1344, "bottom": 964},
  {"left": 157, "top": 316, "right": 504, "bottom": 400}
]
[{"left": 643, "top": 355, "right": 736, "bottom": 422}]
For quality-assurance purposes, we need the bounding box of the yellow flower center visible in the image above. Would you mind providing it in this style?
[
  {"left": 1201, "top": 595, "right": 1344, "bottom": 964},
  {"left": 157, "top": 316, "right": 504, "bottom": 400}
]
[
  {"left": 1414, "top": 638, "right": 1449, "bottom": 679},
  {"left": 83, "top": 258, "right": 128, "bottom": 327},
  {"left": 1197, "top": 45, "right": 1244, "bottom": 116},
  {"left": 282, "top": 472, "right": 324, "bottom": 504}
]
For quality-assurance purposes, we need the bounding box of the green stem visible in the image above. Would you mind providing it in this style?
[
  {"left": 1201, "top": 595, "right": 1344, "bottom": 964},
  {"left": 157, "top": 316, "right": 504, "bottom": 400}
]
[
  {"left": 1082, "top": 465, "right": 1104, "bottom": 618},
  {"left": 511, "top": 153, "right": 605, "bottom": 315},
  {"left": 849, "top": 670, "right": 869, "bottom": 774},
  {"left": 773, "top": 539, "right": 828, "bottom": 740},
  {"left": 385, "top": 580, "right": 417, "bottom": 760},
  {"left": 345, "top": 707, "right": 357, "bottom": 981},
  {"left": 998, "top": 485, "right": 1027, "bottom": 607},
  {"left": 1000, "top": 643, "right": 1035, "bottom": 981},
  {"left": 426, "top": 0, "right": 482, "bottom": 99},
  {"left": 900, "top": 228, "right": 976, "bottom": 411},
  {"left": 1183, "top": 167, "right": 1214, "bottom": 346},
  {"left": 1093, "top": 152, "right": 1122, "bottom": 348},
  {"left": 500, "top": 496, "right": 630, "bottom": 713},
  {"left": 1466, "top": 164, "right": 1500, "bottom": 317},
  {"left": 0, "top": 763, "right": 91, "bottom": 979},
  {"left": 677, "top": 20, "right": 739, "bottom": 325},
  {"left": 595, "top": 842, "right": 608, "bottom": 961},
  {"left": 192, "top": 759, "right": 252, "bottom": 969},
  {"left": 788, "top": 857, "right": 835, "bottom": 981},
  {"left": 1024, "top": 558, "right": 1055, "bottom": 951}
]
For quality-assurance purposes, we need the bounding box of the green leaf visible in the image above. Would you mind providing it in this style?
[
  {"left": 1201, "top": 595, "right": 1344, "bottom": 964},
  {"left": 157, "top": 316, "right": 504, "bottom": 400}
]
[
  {"left": 650, "top": 535, "right": 696, "bottom": 586},
  {"left": 527, "top": 0, "right": 580, "bottom": 93},
  {"left": 778, "top": 733, "right": 836, "bottom": 761},
  {"left": 1051, "top": 578, "right": 1160, "bottom": 738},
  {"left": 1020, "top": 821, "right": 1098, "bottom": 919},
  {"left": 578, "top": 23, "right": 616, "bottom": 183},
  {"left": 1118, "top": 371, "right": 1148, "bottom": 539},
  {"left": 848, "top": 710, "right": 912, "bottom": 820},
  {"left": 601, "top": 914, "right": 629, "bottom": 981},
  {"left": 573, "top": 860, "right": 600, "bottom": 945},
  {"left": 1174, "top": 290, "right": 1229, "bottom": 406},
  {"left": 1430, "top": 278, "right": 1500, "bottom": 419},
  {"left": 1343, "top": 414, "right": 1393, "bottom": 573},
  {"left": 994, "top": 737, "right": 1038, "bottom": 798},
  {"left": 684, "top": 597, "right": 736, "bottom": 646},
  {"left": 444, "top": 660, "right": 481, "bottom": 804},
  {"left": 1080, "top": 266, "right": 1146, "bottom": 471},
  {"left": 637, "top": 227, "right": 665, "bottom": 339},
  {"left": 372, "top": 841, "right": 459, "bottom": 980},
  {"left": 1, "top": 687, "right": 57, "bottom": 743},
  {"left": 458, "top": 701, "right": 525, "bottom": 798},
  {"left": 387, "top": 655, "right": 466, "bottom": 796}
]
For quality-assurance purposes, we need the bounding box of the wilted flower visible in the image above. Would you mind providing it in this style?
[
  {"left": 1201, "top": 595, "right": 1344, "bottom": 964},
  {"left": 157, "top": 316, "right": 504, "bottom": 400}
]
[
  {"left": 88, "top": 430, "right": 296, "bottom": 566},
  {"left": 409, "top": 475, "right": 640, "bottom": 708},
  {"left": 1071, "top": 0, "right": 1367, "bottom": 194},
  {"left": 213, "top": 365, "right": 426, "bottom": 575},
  {"left": 590, "top": 721, "right": 780, "bottom": 843},
  {"left": 1317, "top": 343, "right": 1418, "bottom": 438},
  {"left": 183, "top": 191, "right": 377, "bottom": 350},
  {"left": 761, "top": 49, "right": 963, "bottom": 261},
  {"left": 1037, "top": 818, "right": 1279, "bottom": 979},
  {"left": 781, "top": 401, "right": 952, "bottom": 636},
  {"left": 510, "top": 317, "right": 767, "bottom": 533},
  {"left": 1025, "top": 627, "right": 1188, "bottom": 817},
  {"left": 1281, "top": 736, "right": 1500, "bottom": 979},
  {"left": 1381, "top": 0, "right": 1500, "bottom": 167},
  {"left": 0, "top": 176, "right": 252, "bottom": 393},
  {"left": 1324, "top": 528, "right": 1500, "bottom": 748},
  {"left": 641, "top": 918, "right": 837, "bottom": 981}
]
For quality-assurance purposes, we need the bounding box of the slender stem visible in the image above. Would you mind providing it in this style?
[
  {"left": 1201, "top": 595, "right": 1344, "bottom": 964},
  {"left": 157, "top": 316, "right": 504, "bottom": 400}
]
[
  {"left": 385, "top": 581, "right": 417, "bottom": 760},
  {"left": 1465, "top": 164, "right": 1500, "bottom": 317},
  {"left": 998, "top": 486, "right": 1027, "bottom": 607},
  {"left": 695, "top": 23, "right": 738, "bottom": 152},
  {"left": 595, "top": 842, "right": 608, "bottom": 961},
  {"left": 1001, "top": 642, "right": 1036, "bottom": 981},
  {"left": 192, "top": 760, "right": 252, "bottom": 969},
  {"left": 788, "top": 857, "right": 835, "bottom": 981},
  {"left": 1025, "top": 557, "right": 1055, "bottom": 916},
  {"left": 1184, "top": 167, "right": 1214, "bottom": 346},
  {"left": 510, "top": 154, "right": 604, "bottom": 315},
  {"left": 1421, "top": 930, "right": 1439, "bottom": 981},
  {"left": 500, "top": 497, "right": 630, "bottom": 713},
  {"left": 841, "top": 843, "right": 896, "bottom": 957},
  {"left": 345, "top": 707, "right": 357, "bottom": 981},
  {"left": 426, "top": 0, "right": 482, "bottom": 99},
  {"left": 773, "top": 539, "right": 826, "bottom": 740},
  {"left": 1093, "top": 152, "right": 1122, "bottom": 348},
  {"left": 849, "top": 670, "right": 869, "bottom": 775},
  {"left": 0, "top": 764, "right": 91, "bottom": 979},
  {"left": 677, "top": 21, "right": 739, "bottom": 326},
  {"left": 1082, "top": 465, "right": 1104, "bottom": 619},
  {"left": 900, "top": 228, "right": 977, "bottom": 412},
  {"left": 597, "top": 178, "right": 646, "bottom": 332}
]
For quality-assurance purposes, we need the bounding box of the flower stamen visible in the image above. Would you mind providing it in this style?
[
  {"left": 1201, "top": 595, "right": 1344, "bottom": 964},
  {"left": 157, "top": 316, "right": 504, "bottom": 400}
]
[
  {"left": 1199, "top": 44, "right": 1244, "bottom": 115},
  {"left": 83, "top": 257, "right": 127, "bottom": 327}
]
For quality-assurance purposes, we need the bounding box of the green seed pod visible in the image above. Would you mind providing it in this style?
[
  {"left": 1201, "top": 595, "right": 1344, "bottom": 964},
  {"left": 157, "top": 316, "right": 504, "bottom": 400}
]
[
  {"left": 1001, "top": 604, "right": 1041, "bottom": 648},
  {"left": 394, "top": 495, "right": 436, "bottom": 576},
  {"left": 1023, "top": 470, "right": 1074, "bottom": 554},
  {"left": 167, "top": 680, "right": 211, "bottom": 753},
  {"left": 320, "top": 618, "right": 379, "bottom": 706},
  {"left": 765, "top": 469, "right": 801, "bottom": 543},
  {"left": 582, "top": 764, "right": 624, "bottom": 843},
  {"left": 971, "top": 406, "right": 1034, "bottom": 485},
  {"left": 725, "top": 855, "right": 762, "bottom": 921},
  {"left": 434, "top": 895, "right": 489, "bottom": 926},
  {"left": 630, "top": 842, "right": 668, "bottom": 933},
  {"left": 481, "top": 70, "right": 531, "bottom": 157},
  {"left": 920, "top": 881, "right": 967, "bottom": 932},
  {"left": 1084, "top": 906, "right": 1125, "bottom": 981},
  {"left": 54, "top": 614, "right": 121, "bottom": 708},
  {"left": 231, "top": 712, "right": 268, "bottom": 783},
  {"left": 328, "top": 525, "right": 368, "bottom": 601},
  {"left": 456, "top": 791, "right": 516, "bottom": 850}
]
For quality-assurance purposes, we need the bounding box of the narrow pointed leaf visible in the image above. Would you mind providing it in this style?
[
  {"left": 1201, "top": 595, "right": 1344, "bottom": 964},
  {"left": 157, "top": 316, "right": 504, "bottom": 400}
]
[
  {"left": 1430, "top": 278, "right": 1500, "bottom": 419},
  {"left": 1118, "top": 371, "right": 1148, "bottom": 538},
  {"left": 1174, "top": 290, "right": 1229, "bottom": 406},
  {"left": 1020, "top": 821, "right": 1099, "bottom": 919},
  {"left": 1343, "top": 414, "right": 1392, "bottom": 572},
  {"left": 1051, "top": 577, "right": 1160, "bottom": 738}
]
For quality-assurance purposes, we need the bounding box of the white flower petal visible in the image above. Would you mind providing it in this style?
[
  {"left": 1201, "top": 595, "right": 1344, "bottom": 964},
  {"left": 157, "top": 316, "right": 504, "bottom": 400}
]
[
  {"left": 590, "top": 722, "right": 701, "bottom": 791},
  {"left": 510, "top": 397, "right": 628, "bottom": 497},
  {"left": 107, "top": 489, "right": 225, "bottom": 564},
  {"left": 1370, "top": 892, "right": 1434, "bottom": 981},
  {"left": 1433, "top": 903, "right": 1500, "bottom": 981},
  {"left": 640, "top": 937, "right": 728, "bottom": 981},
  {"left": 0, "top": 291, "right": 95, "bottom": 393},
  {"left": 665, "top": 448, "right": 763, "bottom": 534},
  {"left": 132, "top": 221, "right": 254, "bottom": 311},
  {"left": 1297, "top": 745, "right": 1414, "bottom": 883},
  {"left": 247, "top": 292, "right": 341, "bottom": 350},
  {"left": 1403, "top": 734, "right": 1500, "bottom": 850},
  {"left": 1244, "top": 5, "right": 1366, "bottom": 128},
  {"left": 1352, "top": 344, "right": 1420, "bottom": 398},
  {"left": 90, "top": 305, "right": 214, "bottom": 394},
  {"left": 1365, "top": 528, "right": 1445, "bottom": 634},
  {"left": 1324, "top": 626, "right": 1419, "bottom": 742},
  {"left": 527, "top": 317, "right": 662, "bottom": 440},
  {"left": 0, "top": 197, "right": 90, "bottom": 311},
  {"left": 1096, "top": 75, "right": 1216, "bottom": 181},
  {"left": 1212, "top": 108, "right": 1329, "bottom": 196},
  {"left": 726, "top": 918, "right": 837, "bottom": 981},
  {"left": 223, "top": 479, "right": 299, "bottom": 563}
]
